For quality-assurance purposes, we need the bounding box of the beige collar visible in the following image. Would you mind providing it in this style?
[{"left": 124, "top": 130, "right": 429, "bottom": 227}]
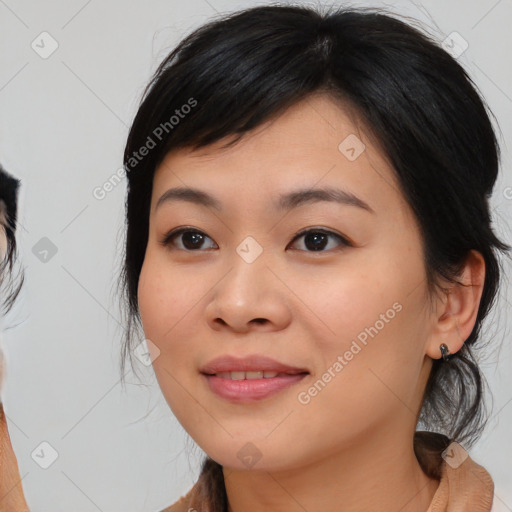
[{"left": 427, "top": 454, "right": 494, "bottom": 511}]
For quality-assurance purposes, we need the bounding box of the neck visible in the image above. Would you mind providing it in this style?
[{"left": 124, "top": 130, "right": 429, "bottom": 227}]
[{"left": 223, "top": 424, "right": 440, "bottom": 512}]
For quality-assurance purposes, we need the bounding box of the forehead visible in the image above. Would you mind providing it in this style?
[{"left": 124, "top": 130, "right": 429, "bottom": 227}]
[{"left": 152, "top": 94, "right": 404, "bottom": 214}]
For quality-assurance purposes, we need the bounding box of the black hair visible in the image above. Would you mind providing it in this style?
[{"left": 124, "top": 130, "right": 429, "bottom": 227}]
[
  {"left": 0, "top": 164, "right": 23, "bottom": 315},
  {"left": 118, "top": 4, "right": 510, "bottom": 508}
]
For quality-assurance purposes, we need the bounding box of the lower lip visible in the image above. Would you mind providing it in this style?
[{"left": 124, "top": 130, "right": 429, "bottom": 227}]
[{"left": 202, "top": 373, "right": 308, "bottom": 403}]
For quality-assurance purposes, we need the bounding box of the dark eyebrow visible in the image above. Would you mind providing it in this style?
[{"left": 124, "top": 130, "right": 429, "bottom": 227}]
[
  {"left": 156, "top": 187, "right": 223, "bottom": 211},
  {"left": 276, "top": 187, "right": 374, "bottom": 213},
  {"left": 155, "top": 186, "right": 374, "bottom": 214}
]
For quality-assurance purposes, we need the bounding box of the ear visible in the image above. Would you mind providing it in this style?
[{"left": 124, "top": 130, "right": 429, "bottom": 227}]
[{"left": 426, "top": 250, "right": 486, "bottom": 360}]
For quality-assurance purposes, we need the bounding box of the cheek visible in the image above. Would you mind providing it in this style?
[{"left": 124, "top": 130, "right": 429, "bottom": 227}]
[
  {"left": 138, "top": 251, "right": 201, "bottom": 346},
  {"left": 137, "top": 251, "right": 210, "bottom": 382},
  {"left": 292, "top": 253, "right": 427, "bottom": 409},
  {"left": 291, "top": 260, "right": 402, "bottom": 356},
  {"left": 137, "top": 255, "right": 203, "bottom": 419},
  {"left": 292, "top": 307, "right": 420, "bottom": 445},
  {"left": 317, "top": 240, "right": 427, "bottom": 353}
]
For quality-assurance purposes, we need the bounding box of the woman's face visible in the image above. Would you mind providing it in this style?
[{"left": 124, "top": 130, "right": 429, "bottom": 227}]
[{"left": 138, "top": 94, "right": 440, "bottom": 471}]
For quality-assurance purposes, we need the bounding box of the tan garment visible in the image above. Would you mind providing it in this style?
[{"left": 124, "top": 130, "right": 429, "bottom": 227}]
[
  {"left": 161, "top": 433, "right": 495, "bottom": 512},
  {"left": 0, "top": 404, "right": 29, "bottom": 512},
  {"left": 427, "top": 454, "right": 494, "bottom": 511}
]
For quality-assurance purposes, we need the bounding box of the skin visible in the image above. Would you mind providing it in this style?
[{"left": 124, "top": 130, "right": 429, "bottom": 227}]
[{"left": 138, "top": 93, "right": 485, "bottom": 512}]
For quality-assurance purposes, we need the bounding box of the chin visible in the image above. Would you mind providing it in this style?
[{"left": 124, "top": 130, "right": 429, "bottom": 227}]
[{"left": 193, "top": 433, "right": 304, "bottom": 473}]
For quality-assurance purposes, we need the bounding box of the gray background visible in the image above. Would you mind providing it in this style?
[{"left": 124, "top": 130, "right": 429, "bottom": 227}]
[{"left": 0, "top": 0, "right": 511, "bottom": 510}]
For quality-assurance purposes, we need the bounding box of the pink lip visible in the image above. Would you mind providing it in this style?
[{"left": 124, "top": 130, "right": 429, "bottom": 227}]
[
  {"left": 202, "top": 373, "right": 308, "bottom": 403},
  {"left": 200, "top": 354, "right": 309, "bottom": 403},
  {"left": 200, "top": 354, "right": 308, "bottom": 374}
]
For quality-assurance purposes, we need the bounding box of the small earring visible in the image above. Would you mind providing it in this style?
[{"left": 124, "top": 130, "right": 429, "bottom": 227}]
[{"left": 439, "top": 343, "right": 453, "bottom": 361}]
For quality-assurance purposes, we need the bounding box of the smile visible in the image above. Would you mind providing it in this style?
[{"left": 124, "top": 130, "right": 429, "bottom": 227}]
[
  {"left": 214, "top": 370, "right": 303, "bottom": 380},
  {"left": 202, "top": 372, "right": 308, "bottom": 403}
]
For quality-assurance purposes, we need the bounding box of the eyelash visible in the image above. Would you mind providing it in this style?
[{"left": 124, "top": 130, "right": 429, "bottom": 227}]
[{"left": 159, "top": 226, "right": 352, "bottom": 253}]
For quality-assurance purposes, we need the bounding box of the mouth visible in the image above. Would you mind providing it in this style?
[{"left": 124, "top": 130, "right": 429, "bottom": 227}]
[
  {"left": 201, "top": 368, "right": 309, "bottom": 403},
  {"left": 206, "top": 370, "right": 307, "bottom": 380},
  {"left": 199, "top": 354, "right": 310, "bottom": 403}
]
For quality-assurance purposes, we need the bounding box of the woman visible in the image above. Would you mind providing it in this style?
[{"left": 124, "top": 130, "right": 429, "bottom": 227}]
[
  {"left": 119, "top": 4, "right": 509, "bottom": 511},
  {"left": 0, "top": 165, "right": 28, "bottom": 512}
]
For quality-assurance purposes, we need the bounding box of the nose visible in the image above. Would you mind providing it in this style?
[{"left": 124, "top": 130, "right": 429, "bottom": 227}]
[{"left": 205, "top": 247, "right": 292, "bottom": 334}]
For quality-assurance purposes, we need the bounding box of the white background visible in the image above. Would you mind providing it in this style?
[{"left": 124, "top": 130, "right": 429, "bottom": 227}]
[{"left": 0, "top": 0, "right": 511, "bottom": 510}]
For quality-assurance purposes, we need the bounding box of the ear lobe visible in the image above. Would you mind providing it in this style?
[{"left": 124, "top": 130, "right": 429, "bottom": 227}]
[{"left": 426, "top": 250, "right": 486, "bottom": 359}]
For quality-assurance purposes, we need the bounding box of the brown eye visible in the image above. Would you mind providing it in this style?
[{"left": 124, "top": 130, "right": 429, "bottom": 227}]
[
  {"left": 288, "top": 228, "right": 351, "bottom": 252},
  {"left": 161, "top": 228, "right": 217, "bottom": 251},
  {"left": 160, "top": 226, "right": 351, "bottom": 253}
]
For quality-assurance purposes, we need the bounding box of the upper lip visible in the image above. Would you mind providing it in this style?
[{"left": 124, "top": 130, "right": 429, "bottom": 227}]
[{"left": 200, "top": 355, "right": 309, "bottom": 375}]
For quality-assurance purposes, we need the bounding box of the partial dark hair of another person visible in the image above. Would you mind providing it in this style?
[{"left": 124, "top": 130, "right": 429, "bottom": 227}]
[
  {"left": 118, "top": 4, "right": 510, "bottom": 506},
  {"left": 0, "top": 163, "right": 29, "bottom": 512},
  {"left": 0, "top": 164, "right": 24, "bottom": 314}
]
